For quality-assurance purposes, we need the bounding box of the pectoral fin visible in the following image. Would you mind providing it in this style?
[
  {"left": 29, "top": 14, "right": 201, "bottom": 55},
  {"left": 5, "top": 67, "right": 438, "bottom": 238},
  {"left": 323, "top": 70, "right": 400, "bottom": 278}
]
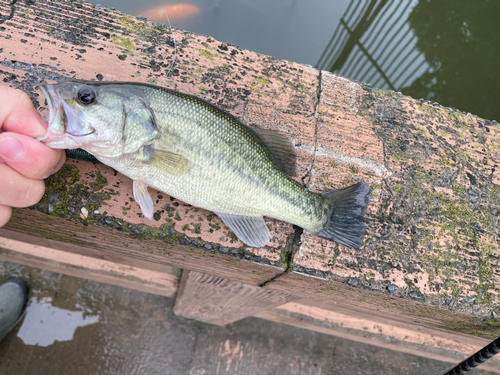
[
  {"left": 141, "top": 146, "right": 190, "bottom": 175},
  {"left": 133, "top": 180, "right": 154, "bottom": 220},
  {"left": 216, "top": 213, "right": 271, "bottom": 247}
]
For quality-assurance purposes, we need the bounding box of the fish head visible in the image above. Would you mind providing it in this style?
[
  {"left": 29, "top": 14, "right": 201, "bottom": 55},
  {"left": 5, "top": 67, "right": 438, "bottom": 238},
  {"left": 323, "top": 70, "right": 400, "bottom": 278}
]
[{"left": 38, "top": 80, "right": 127, "bottom": 158}]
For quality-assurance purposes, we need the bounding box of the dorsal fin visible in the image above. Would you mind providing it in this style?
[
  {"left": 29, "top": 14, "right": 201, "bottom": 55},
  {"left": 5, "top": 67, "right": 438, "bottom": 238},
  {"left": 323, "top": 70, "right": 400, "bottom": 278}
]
[{"left": 249, "top": 125, "right": 296, "bottom": 177}]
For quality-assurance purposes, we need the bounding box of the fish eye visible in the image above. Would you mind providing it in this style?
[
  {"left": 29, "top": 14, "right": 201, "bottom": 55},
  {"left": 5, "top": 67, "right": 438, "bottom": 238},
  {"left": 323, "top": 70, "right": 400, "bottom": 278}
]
[{"left": 77, "top": 87, "right": 96, "bottom": 105}]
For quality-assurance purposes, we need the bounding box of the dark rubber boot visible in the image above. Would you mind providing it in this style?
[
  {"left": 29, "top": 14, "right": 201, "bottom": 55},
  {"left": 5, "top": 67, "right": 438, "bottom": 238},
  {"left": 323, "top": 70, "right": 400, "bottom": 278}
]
[{"left": 0, "top": 279, "right": 29, "bottom": 342}]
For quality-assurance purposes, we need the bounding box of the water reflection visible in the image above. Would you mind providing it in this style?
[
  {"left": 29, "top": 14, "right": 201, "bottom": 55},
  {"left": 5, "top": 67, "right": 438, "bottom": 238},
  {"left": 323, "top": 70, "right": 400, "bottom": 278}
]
[
  {"left": 139, "top": 3, "right": 200, "bottom": 22},
  {"left": 317, "top": 0, "right": 499, "bottom": 121},
  {"left": 404, "top": 0, "right": 500, "bottom": 121},
  {"left": 317, "top": 1, "right": 429, "bottom": 92},
  {"left": 17, "top": 297, "right": 99, "bottom": 347},
  {"left": 22, "top": 0, "right": 498, "bottom": 121}
]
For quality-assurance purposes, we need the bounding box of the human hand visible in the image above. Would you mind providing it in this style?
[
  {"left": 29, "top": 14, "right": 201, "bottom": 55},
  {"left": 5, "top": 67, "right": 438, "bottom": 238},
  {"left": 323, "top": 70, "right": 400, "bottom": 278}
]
[{"left": 0, "top": 86, "right": 66, "bottom": 227}]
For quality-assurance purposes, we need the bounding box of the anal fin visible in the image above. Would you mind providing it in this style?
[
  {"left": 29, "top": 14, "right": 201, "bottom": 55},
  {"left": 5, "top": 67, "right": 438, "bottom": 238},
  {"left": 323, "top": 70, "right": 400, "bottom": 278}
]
[
  {"left": 216, "top": 213, "right": 271, "bottom": 248},
  {"left": 133, "top": 180, "right": 154, "bottom": 220}
]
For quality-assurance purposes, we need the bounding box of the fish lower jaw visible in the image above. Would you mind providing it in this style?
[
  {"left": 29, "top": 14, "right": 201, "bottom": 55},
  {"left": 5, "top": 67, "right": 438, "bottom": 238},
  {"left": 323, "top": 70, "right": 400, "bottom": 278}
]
[{"left": 37, "top": 131, "right": 79, "bottom": 149}]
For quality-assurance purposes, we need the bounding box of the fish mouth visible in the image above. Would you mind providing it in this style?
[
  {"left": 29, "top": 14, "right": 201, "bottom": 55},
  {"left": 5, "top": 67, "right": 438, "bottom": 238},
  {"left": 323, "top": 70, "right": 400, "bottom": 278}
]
[
  {"left": 37, "top": 83, "right": 67, "bottom": 145},
  {"left": 37, "top": 82, "right": 95, "bottom": 148},
  {"left": 39, "top": 83, "right": 57, "bottom": 128}
]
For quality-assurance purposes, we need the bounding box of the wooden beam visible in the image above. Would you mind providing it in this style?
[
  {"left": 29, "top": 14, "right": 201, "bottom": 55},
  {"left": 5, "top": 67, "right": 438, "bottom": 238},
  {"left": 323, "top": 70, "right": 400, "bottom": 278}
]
[
  {"left": 290, "top": 71, "right": 500, "bottom": 340},
  {"left": 174, "top": 270, "right": 299, "bottom": 325},
  {"left": 0, "top": 228, "right": 178, "bottom": 297},
  {"left": 4, "top": 209, "right": 284, "bottom": 286},
  {"left": 255, "top": 303, "right": 500, "bottom": 374}
]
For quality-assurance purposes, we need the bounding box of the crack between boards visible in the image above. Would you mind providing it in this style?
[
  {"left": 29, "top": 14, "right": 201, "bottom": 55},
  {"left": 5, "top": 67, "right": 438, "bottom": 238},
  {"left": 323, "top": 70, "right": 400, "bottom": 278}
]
[
  {"left": 258, "top": 224, "right": 303, "bottom": 287},
  {"left": 260, "top": 71, "right": 323, "bottom": 288},
  {"left": 301, "top": 69, "right": 323, "bottom": 187}
]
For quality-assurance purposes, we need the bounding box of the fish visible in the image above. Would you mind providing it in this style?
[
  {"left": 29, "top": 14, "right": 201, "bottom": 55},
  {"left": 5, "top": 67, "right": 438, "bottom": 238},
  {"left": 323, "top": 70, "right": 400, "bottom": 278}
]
[
  {"left": 139, "top": 3, "right": 200, "bottom": 22},
  {"left": 38, "top": 80, "right": 370, "bottom": 248}
]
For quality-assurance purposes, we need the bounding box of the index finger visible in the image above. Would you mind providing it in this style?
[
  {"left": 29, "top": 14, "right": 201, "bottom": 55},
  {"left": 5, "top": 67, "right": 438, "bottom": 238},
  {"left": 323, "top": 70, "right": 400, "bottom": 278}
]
[{"left": 0, "top": 86, "right": 48, "bottom": 138}]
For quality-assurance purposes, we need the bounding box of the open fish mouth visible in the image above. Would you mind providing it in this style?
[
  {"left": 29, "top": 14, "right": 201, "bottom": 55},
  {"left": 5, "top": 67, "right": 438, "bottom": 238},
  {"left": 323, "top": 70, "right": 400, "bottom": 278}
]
[
  {"left": 37, "top": 83, "right": 67, "bottom": 145},
  {"left": 39, "top": 84, "right": 58, "bottom": 128},
  {"left": 37, "top": 83, "right": 95, "bottom": 147}
]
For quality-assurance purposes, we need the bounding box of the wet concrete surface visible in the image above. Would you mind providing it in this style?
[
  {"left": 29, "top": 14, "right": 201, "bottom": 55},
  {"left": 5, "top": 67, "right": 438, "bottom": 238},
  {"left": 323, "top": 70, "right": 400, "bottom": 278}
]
[{"left": 0, "top": 261, "right": 493, "bottom": 375}]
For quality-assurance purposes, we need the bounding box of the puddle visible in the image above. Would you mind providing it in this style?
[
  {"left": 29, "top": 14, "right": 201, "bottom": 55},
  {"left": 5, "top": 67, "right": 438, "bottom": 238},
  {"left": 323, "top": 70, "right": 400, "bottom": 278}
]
[{"left": 17, "top": 297, "right": 99, "bottom": 347}]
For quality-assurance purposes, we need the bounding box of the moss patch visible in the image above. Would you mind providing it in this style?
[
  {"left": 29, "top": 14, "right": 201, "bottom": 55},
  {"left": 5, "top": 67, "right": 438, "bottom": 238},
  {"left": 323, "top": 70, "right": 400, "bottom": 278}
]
[
  {"left": 197, "top": 48, "right": 216, "bottom": 60},
  {"left": 361, "top": 87, "right": 500, "bottom": 324}
]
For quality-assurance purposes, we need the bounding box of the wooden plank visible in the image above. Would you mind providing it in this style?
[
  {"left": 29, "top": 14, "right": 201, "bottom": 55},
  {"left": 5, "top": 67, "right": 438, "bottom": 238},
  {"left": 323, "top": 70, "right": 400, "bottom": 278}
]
[
  {"left": 174, "top": 270, "right": 299, "bottom": 325},
  {"left": 0, "top": 0, "right": 315, "bottom": 265},
  {"left": 255, "top": 304, "right": 500, "bottom": 374},
  {"left": 5, "top": 209, "right": 284, "bottom": 286},
  {"left": 263, "top": 271, "right": 500, "bottom": 341},
  {"left": 292, "top": 71, "right": 500, "bottom": 337},
  {"left": 0, "top": 228, "right": 178, "bottom": 297}
]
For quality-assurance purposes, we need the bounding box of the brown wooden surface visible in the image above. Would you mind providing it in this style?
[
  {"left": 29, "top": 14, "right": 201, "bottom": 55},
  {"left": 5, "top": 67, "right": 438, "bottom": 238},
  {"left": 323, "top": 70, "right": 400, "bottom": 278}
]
[
  {"left": 174, "top": 270, "right": 299, "bottom": 325},
  {"left": 0, "top": 228, "right": 178, "bottom": 297},
  {"left": 255, "top": 304, "right": 500, "bottom": 374},
  {"left": 0, "top": 0, "right": 499, "bottom": 340},
  {"left": 4, "top": 209, "right": 283, "bottom": 286}
]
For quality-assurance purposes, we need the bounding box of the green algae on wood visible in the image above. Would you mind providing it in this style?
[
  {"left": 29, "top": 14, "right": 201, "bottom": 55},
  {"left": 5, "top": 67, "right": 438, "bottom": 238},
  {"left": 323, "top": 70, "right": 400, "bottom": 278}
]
[{"left": 364, "top": 88, "right": 500, "bottom": 320}]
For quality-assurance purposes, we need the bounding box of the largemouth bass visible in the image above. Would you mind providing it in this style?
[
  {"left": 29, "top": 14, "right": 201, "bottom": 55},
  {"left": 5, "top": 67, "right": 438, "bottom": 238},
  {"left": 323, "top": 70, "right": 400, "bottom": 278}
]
[{"left": 38, "top": 80, "right": 370, "bottom": 248}]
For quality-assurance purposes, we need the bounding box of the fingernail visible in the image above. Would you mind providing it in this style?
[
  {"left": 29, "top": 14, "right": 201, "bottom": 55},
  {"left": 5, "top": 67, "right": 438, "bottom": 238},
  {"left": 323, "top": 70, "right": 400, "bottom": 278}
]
[
  {"left": 39, "top": 118, "right": 49, "bottom": 131},
  {"left": 0, "top": 137, "right": 25, "bottom": 161}
]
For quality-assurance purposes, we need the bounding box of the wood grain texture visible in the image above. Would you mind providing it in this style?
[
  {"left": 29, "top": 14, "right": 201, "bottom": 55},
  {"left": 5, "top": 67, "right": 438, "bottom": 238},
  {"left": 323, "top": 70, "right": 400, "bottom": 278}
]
[
  {"left": 0, "top": 228, "right": 178, "bottom": 297},
  {"left": 264, "top": 271, "right": 500, "bottom": 340},
  {"left": 290, "top": 72, "right": 500, "bottom": 337},
  {"left": 255, "top": 304, "right": 500, "bottom": 374},
  {"left": 5, "top": 209, "right": 284, "bottom": 286},
  {"left": 0, "top": 0, "right": 499, "bottom": 338},
  {"left": 174, "top": 270, "right": 299, "bottom": 325}
]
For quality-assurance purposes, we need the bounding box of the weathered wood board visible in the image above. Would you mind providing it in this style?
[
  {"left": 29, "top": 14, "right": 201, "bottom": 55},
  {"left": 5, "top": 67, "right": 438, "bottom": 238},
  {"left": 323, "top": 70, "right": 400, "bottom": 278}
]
[
  {"left": 0, "top": 0, "right": 499, "bottom": 340},
  {"left": 0, "top": 227, "right": 179, "bottom": 297},
  {"left": 173, "top": 270, "right": 299, "bottom": 325},
  {"left": 3, "top": 209, "right": 283, "bottom": 286},
  {"left": 255, "top": 303, "right": 500, "bottom": 373}
]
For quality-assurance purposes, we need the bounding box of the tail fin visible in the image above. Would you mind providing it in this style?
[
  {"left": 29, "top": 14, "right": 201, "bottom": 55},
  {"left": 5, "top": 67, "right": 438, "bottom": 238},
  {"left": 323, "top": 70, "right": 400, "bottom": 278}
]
[{"left": 315, "top": 182, "right": 370, "bottom": 249}]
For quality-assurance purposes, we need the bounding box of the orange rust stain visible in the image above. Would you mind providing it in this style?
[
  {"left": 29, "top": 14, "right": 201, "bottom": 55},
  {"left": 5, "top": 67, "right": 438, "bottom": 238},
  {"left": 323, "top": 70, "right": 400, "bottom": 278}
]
[{"left": 139, "top": 3, "right": 200, "bottom": 22}]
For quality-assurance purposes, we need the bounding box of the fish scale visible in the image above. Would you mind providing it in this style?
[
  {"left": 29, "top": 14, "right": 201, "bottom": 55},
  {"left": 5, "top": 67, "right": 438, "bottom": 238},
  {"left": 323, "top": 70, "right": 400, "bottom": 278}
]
[
  {"left": 39, "top": 80, "right": 370, "bottom": 248},
  {"left": 138, "top": 86, "right": 317, "bottom": 221}
]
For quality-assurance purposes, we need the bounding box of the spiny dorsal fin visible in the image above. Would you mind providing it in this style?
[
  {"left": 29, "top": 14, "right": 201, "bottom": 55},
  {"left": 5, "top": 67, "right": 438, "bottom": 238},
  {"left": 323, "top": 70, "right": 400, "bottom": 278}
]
[
  {"left": 141, "top": 145, "right": 190, "bottom": 175},
  {"left": 249, "top": 125, "right": 296, "bottom": 176}
]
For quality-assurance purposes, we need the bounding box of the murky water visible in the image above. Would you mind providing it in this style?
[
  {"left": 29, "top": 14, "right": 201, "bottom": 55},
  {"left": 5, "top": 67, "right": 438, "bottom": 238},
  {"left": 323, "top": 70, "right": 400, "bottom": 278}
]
[{"left": 94, "top": 0, "right": 500, "bottom": 122}]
